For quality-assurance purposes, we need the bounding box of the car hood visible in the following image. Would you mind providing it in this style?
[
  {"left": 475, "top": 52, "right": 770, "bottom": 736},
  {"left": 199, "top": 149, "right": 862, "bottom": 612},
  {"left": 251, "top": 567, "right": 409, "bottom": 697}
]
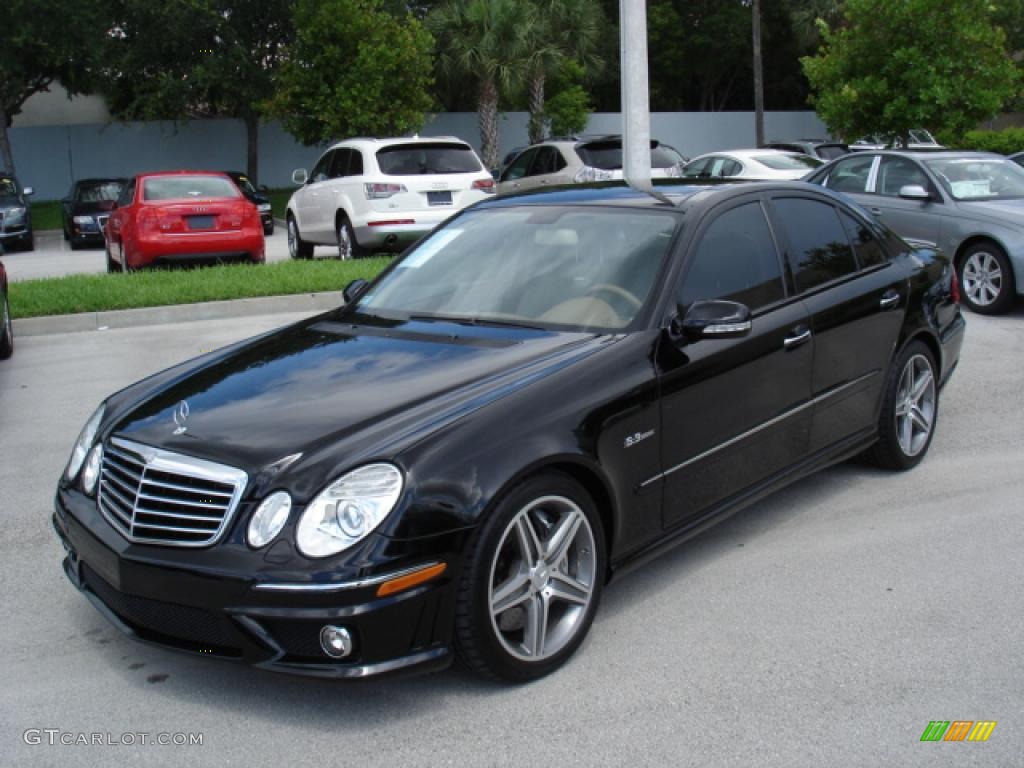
[{"left": 108, "top": 313, "right": 603, "bottom": 477}]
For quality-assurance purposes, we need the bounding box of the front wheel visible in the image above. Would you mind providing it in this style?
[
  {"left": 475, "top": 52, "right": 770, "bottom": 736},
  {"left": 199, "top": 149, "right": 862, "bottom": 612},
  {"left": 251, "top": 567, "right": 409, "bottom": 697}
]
[
  {"left": 454, "top": 472, "right": 606, "bottom": 682},
  {"left": 287, "top": 215, "right": 313, "bottom": 260},
  {"left": 958, "top": 243, "right": 1014, "bottom": 314},
  {"left": 865, "top": 341, "right": 938, "bottom": 470}
]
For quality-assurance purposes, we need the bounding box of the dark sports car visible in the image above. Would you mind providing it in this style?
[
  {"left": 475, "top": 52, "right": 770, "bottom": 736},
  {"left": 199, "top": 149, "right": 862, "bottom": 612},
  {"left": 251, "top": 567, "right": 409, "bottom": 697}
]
[{"left": 54, "top": 181, "right": 964, "bottom": 681}]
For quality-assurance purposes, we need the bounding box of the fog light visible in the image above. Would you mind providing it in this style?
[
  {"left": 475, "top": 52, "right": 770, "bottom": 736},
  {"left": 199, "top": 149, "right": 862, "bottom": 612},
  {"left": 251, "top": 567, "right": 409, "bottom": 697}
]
[{"left": 320, "top": 625, "right": 353, "bottom": 658}]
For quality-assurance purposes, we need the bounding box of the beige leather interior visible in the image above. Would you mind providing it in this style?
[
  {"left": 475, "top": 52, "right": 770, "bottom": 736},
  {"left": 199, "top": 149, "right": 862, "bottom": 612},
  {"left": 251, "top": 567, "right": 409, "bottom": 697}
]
[{"left": 537, "top": 297, "right": 623, "bottom": 328}]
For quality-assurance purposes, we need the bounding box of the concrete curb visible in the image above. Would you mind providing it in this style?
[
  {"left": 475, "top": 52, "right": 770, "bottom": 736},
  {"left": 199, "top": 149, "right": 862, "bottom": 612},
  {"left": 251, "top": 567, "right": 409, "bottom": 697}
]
[{"left": 15, "top": 291, "right": 345, "bottom": 337}]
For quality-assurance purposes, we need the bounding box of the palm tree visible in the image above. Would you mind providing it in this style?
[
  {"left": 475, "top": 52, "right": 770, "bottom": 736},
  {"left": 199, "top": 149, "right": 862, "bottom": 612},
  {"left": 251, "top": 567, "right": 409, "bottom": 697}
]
[
  {"left": 525, "top": 0, "right": 605, "bottom": 144},
  {"left": 429, "top": 0, "right": 536, "bottom": 168}
]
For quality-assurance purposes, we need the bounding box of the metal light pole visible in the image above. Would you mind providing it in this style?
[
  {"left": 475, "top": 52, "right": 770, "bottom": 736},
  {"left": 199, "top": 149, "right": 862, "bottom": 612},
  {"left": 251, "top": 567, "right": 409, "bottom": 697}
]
[{"left": 752, "top": 0, "right": 765, "bottom": 147}]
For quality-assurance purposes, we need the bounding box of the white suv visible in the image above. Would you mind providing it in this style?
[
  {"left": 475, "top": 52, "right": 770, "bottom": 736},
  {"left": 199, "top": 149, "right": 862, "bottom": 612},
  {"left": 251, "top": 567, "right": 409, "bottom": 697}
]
[{"left": 286, "top": 137, "right": 495, "bottom": 259}]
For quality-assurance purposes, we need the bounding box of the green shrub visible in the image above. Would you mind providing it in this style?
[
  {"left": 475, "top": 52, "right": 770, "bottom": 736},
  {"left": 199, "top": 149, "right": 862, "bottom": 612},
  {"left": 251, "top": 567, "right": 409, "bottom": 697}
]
[{"left": 947, "top": 127, "right": 1024, "bottom": 155}]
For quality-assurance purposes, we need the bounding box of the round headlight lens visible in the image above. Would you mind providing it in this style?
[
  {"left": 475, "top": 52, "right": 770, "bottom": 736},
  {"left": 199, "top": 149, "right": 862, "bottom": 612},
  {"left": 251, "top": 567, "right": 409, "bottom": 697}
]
[
  {"left": 66, "top": 404, "right": 105, "bottom": 482},
  {"left": 81, "top": 444, "right": 103, "bottom": 495},
  {"left": 247, "top": 491, "right": 292, "bottom": 548},
  {"left": 295, "top": 463, "right": 403, "bottom": 558}
]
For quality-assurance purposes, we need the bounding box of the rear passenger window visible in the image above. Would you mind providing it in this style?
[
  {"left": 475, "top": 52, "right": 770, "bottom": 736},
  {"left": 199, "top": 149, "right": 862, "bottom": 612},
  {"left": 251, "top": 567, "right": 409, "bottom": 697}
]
[
  {"left": 680, "top": 202, "right": 785, "bottom": 310},
  {"left": 839, "top": 211, "right": 886, "bottom": 268},
  {"left": 774, "top": 198, "right": 857, "bottom": 291},
  {"left": 824, "top": 154, "right": 874, "bottom": 194},
  {"left": 349, "top": 149, "right": 363, "bottom": 176}
]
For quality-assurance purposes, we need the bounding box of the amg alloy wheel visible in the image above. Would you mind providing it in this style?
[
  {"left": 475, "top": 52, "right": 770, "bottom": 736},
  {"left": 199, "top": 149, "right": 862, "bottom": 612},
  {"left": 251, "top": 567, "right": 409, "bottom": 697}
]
[
  {"left": 455, "top": 473, "right": 605, "bottom": 681},
  {"left": 958, "top": 244, "right": 1013, "bottom": 314},
  {"left": 865, "top": 341, "right": 938, "bottom": 470}
]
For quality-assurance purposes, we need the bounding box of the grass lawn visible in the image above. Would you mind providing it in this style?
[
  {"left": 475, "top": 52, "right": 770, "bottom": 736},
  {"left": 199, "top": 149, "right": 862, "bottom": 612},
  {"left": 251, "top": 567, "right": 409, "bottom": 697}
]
[
  {"left": 8, "top": 257, "right": 392, "bottom": 319},
  {"left": 30, "top": 200, "right": 64, "bottom": 231}
]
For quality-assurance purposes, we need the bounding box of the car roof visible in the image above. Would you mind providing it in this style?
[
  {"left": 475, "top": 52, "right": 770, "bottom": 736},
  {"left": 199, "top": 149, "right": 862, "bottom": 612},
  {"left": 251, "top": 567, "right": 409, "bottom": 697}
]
[
  {"left": 327, "top": 136, "right": 472, "bottom": 151},
  {"left": 853, "top": 149, "right": 1003, "bottom": 160},
  {"left": 477, "top": 179, "right": 836, "bottom": 213},
  {"left": 135, "top": 170, "right": 231, "bottom": 179},
  {"left": 690, "top": 148, "right": 806, "bottom": 162}
]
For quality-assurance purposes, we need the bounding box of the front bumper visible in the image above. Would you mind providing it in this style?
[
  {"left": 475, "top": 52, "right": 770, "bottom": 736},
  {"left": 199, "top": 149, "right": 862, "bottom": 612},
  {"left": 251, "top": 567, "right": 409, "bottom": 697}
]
[{"left": 53, "top": 489, "right": 467, "bottom": 679}]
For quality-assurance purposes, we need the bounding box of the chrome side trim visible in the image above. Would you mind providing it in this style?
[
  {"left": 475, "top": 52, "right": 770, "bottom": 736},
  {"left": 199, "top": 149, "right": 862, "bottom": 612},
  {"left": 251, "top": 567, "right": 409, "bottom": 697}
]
[
  {"left": 252, "top": 561, "right": 444, "bottom": 593},
  {"left": 641, "top": 370, "right": 880, "bottom": 487}
]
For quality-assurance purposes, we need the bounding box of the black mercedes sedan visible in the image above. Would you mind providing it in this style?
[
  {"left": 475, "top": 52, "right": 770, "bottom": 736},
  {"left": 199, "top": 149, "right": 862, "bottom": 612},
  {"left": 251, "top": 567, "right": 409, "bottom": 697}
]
[
  {"left": 61, "top": 178, "right": 125, "bottom": 249},
  {"left": 224, "top": 171, "right": 274, "bottom": 235},
  {"left": 53, "top": 182, "right": 965, "bottom": 682}
]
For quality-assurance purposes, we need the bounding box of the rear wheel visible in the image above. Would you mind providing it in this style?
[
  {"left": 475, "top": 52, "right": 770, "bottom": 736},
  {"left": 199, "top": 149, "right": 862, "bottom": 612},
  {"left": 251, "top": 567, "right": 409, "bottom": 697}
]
[
  {"left": 0, "top": 289, "right": 13, "bottom": 359},
  {"left": 336, "top": 214, "right": 366, "bottom": 260},
  {"left": 454, "top": 472, "right": 606, "bottom": 682},
  {"left": 287, "top": 215, "right": 313, "bottom": 259},
  {"left": 957, "top": 242, "right": 1014, "bottom": 314},
  {"left": 19, "top": 232, "right": 33, "bottom": 252},
  {"left": 865, "top": 341, "right": 938, "bottom": 470}
]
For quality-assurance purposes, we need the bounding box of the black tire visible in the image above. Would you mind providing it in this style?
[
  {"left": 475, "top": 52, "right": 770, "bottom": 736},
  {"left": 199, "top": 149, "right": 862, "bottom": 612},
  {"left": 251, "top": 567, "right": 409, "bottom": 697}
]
[
  {"left": 264, "top": 220, "right": 275, "bottom": 237},
  {"left": 0, "top": 289, "right": 13, "bottom": 360},
  {"left": 20, "top": 233, "right": 34, "bottom": 252},
  {"left": 454, "top": 472, "right": 606, "bottom": 682},
  {"left": 287, "top": 215, "right": 313, "bottom": 259},
  {"left": 864, "top": 340, "right": 938, "bottom": 471},
  {"left": 957, "top": 242, "right": 1015, "bottom": 315},
  {"left": 335, "top": 213, "right": 367, "bottom": 260},
  {"left": 69, "top": 238, "right": 83, "bottom": 251}
]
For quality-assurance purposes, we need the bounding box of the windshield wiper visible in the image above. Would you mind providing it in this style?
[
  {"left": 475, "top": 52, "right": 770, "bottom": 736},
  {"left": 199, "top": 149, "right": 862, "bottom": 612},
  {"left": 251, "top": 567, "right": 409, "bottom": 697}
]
[{"left": 408, "top": 314, "right": 546, "bottom": 331}]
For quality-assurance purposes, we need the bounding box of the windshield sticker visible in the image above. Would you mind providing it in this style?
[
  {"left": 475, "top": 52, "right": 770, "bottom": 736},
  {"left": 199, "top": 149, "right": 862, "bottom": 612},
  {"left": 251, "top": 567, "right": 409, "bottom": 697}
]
[
  {"left": 401, "top": 228, "right": 463, "bottom": 268},
  {"left": 950, "top": 180, "right": 991, "bottom": 198}
]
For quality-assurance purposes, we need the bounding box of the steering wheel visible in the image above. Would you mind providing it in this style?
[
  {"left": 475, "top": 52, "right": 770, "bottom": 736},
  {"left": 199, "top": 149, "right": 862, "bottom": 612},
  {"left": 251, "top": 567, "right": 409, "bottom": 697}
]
[{"left": 586, "top": 283, "right": 643, "bottom": 311}]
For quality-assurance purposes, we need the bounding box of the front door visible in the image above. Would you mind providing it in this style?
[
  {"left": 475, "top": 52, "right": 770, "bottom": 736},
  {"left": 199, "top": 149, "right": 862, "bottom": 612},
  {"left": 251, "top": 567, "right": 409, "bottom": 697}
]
[
  {"left": 868, "top": 156, "right": 944, "bottom": 248},
  {"left": 657, "top": 195, "right": 814, "bottom": 529}
]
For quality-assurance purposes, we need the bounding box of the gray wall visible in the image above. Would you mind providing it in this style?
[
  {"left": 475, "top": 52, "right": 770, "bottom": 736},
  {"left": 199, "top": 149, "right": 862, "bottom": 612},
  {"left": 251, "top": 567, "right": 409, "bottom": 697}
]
[{"left": 9, "top": 111, "right": 827, "bottom": 200}]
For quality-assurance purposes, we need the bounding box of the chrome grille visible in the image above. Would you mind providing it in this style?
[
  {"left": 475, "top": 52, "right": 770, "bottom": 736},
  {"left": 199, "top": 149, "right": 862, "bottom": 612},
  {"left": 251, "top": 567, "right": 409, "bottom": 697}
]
[{"left": 97, "top": 436, "right": 247, "bottom": 547}]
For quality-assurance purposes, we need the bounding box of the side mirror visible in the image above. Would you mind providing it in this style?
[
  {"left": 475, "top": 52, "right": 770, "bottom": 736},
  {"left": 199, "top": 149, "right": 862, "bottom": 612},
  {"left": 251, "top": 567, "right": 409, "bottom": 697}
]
[
  {"left": 343, "top": 278, "right": 368, "bottom": 304},
  {"left": 673, "top": 300, "right": 752, "bottom": 342},
  {"left": 899, "top": 184, "right": 931, "bottom": 201},
  {"left": 23, "top": 186, "right": 34, "bottom": 197},
  {"left": 292, "top": 169, "right": 308, "bottom": 185}
]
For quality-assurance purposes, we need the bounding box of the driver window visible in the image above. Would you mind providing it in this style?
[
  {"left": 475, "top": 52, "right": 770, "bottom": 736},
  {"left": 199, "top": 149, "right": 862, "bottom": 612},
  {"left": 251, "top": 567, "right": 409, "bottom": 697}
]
[
  {"left": 877, "top": 157, "right": 930, "bottom": 197},
  {"left": 502, "top": 149, "right": 537, "bottom": 181},
  {"left": 310, "top": 151, "right": 333, "bottom": 183},
  {"left": 680, "top": 202, "right": 785, "bottom": 310}
]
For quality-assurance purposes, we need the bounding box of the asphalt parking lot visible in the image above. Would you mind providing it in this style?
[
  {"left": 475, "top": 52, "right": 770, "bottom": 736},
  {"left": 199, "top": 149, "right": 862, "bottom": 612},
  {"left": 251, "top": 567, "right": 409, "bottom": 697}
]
[
  {"left": 1, "top": 223, "right": 341, "bottom": 282},
  {"left": 1, "top": 305, "right": 1022, "bottom": 767}
]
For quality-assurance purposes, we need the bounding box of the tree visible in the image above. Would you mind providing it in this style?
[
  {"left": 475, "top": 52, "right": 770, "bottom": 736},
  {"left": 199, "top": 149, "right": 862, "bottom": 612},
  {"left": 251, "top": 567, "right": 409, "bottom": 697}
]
[
  {"left": 0, "top": 0, "right": 110, "bottom": 176},
  {"left": 524, "top": 0, "right": 605, "bottom": 144},
  {"left": 802, "top": 0, "right": 1019, "bottom": 143},
  {"left": 429, "top": 0, "right": 535, "bottom": 168},
  {"left": 272, "top": 0, "right": 434, "bottom": 146},
  {"left": 102, "top": 0, "right": 293, "bottom": 183},
  {"left": 543, "top": 60, "right": 593, "bottom": 137}
]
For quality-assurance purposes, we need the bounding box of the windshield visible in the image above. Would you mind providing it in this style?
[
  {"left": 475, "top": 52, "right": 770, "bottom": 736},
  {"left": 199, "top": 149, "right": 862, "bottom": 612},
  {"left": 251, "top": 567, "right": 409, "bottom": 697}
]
[
  {"left": 355, "top": 206, "right": 679, "bottom": 331},
  {"left": 75, "top": 181, "right": 122, "bottom": 203},
  {"left": 142, "top": 176, "right": 240, "bottom": 201},
  {"left": 576, "top": 141, "right": 681, "bottom": 170},
  {"left": 924, "top": 157, "right": 1024, "bottom": 200},
  {"left": 816, "top": 145, "right": 849, "bottom": 160},
  {"left": 752, "top": 153, "right": 823, "bottom": 170},
  {"left": 376, "top": 143, "right": 482, "bottom": 175},
  {"left": 0, "top": 178, "right": 19, "bottom": 197}
]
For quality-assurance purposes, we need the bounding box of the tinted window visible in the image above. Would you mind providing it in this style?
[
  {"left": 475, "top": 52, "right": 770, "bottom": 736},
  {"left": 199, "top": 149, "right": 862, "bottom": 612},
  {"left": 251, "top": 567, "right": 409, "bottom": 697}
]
[
  {"left": 310, "top": 151, "right": 333, "bottom": 183},
  {"left": 652, "top": 144, "right": 687, "bottom": 168},
  {"left": 502, "top": 148, "right": 537, "bottom": 181},
  {"left": 824, "top": 154, "right": 875, "bottom": 194},
  {"left": 376, "top": 143, "right": 482, "bottom": 175},
  {"left": 328, "top": 149, "right": 350, "bottom": 179},
  {"left": 117, "top": 180, "right": 135, "bottom": 207},
  {"left": 774, "top": 198, "right": 857, "bottom": 291},
  {"left": 839, "top": 211, "right": 886, "bottom": 268},
  {"left": 682, "top": 158, "right": 710, "bottom": 178},
  {"left": 75, "top": 181, "right": 122, "bottom": 203},
  {"left": 815, "top": 145, "right": 849, "bottom": 161},
  {"left": 752, "top": 153, "right": 823, "bottom": 171},
  {"left": 349, "top": 149, "right": 364, "bottom": 176},
  {"left": 681, "top": 202, "right": 785, "bottom": 310},
  {"left": 531, "top": 147, "right": 565, "bottom": 176},
  {"left": 577, "top": 140, "right": 684, "bottom": 171},
  {"left": 876, "top": 157, "right": 930, "bottom": 196}
]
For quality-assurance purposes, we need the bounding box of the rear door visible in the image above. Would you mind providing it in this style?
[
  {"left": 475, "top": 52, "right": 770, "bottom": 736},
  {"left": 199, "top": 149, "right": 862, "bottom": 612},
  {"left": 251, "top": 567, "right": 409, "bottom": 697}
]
[
  {"left": 766, "top": 193, "right": 908, "bottom": 452},
  {"left": 658, "top": 195, "right": 814, "bottom": 529}
]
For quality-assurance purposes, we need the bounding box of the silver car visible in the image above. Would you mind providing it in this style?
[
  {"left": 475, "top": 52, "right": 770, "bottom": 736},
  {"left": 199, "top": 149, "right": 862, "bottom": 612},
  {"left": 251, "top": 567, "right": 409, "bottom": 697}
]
[{"left": 808, "top": 150, "right": 1024, "bottom": 314}]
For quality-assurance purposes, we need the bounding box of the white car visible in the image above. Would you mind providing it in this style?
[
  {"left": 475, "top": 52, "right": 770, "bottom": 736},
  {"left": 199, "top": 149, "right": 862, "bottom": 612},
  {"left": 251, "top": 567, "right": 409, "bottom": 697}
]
[
  {"left": 682, "top": 149, "right": 824, "bottom": 181},
  {"left": 496, "top": 136, "right": 688, "bottom": 195},
  {"left": 286, "top": 137, "right": 496, "bottom": 259}
]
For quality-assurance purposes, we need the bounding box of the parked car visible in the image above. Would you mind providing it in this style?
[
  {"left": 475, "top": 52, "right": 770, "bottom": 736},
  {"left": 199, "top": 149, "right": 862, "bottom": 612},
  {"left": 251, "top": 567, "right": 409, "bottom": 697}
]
[
  {"left": 1008, "top": 151, "right": 1024, "bottom": 169},
  {"left": 54, "top": 180, "right": 963, "bottom": 682},
  {"left": 764, "top": 139, "right": 850, "bottom": 161},
  {"left": 224, "top": 171, "right": 274, "bottom": 236},
  {"left": 0, "top": 250, "right": 12, "bottom": 360},
  {"left": 61, "top": 178, "right": 125, "bottom": 250},
  {"left": 497, "top": 135, "right": 688, "bottom": 194},
  {"left": 808, "top": 149, "right": 1024, "bottom": 314},
  {"left": 104, "top": 171, "right": 265, "bottom": 272},
  {"left": 0, "top": 174, "right": 34, "bottom": 252},
  {"left": 682, "top": 149, "right": 823, "bottom": 180},
  {"left": 851, "top": 130, "right": 944, "bottom": 152},
  {"left": 286, "top": 137, "right": 495, "bottom": 260}
]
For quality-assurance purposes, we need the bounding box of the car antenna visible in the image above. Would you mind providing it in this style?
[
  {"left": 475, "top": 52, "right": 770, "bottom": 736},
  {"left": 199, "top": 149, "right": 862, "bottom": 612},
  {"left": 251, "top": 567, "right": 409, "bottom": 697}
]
[{"left": 621, "top": 0, "right": 673, "bottom": 206}]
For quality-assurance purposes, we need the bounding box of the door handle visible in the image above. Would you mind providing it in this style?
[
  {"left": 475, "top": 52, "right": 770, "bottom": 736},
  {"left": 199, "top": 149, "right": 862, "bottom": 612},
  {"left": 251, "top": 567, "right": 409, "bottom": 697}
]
[
  {"left": 879, "top": 290, "right": 900, "bottom": 310},
  {"left": 783, "top": 327, "right": 812, "bottom": 350}
]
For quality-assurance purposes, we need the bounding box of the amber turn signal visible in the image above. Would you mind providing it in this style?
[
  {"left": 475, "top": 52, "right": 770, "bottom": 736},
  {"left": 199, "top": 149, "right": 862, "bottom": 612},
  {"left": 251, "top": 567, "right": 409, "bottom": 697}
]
[{"left": 376, "top": 562, "right": 447, "bottom": 597}]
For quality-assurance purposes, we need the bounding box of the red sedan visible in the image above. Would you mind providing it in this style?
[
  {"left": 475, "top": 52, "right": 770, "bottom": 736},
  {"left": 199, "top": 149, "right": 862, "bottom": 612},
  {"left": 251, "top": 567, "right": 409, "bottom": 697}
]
[{"left": 104, "top": 171, "right": 265, "bottom": 272}]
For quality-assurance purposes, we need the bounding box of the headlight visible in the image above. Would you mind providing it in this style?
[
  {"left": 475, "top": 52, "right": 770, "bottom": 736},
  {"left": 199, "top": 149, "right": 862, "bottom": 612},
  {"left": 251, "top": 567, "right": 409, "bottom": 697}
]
[
  {"left": 295, "top": 464, "right": 403, "bottom": 558},
  {"left": 66, "top": 404, "right": 105, "bottom": 482},
  {"left": 5, "top": 206, "right": 26, "bottom": 225},
  {"left": 81, "top": 444, "right": 103, "bottom": 495},
  {"left": 257, "top": 203, "right": 272, "bottom": 212},
  {"left": 73, "top": 215, "right": 94, "bottom": 226},
  {"left": 248, "top": 491, "right": 292, "bottom": 548}
]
